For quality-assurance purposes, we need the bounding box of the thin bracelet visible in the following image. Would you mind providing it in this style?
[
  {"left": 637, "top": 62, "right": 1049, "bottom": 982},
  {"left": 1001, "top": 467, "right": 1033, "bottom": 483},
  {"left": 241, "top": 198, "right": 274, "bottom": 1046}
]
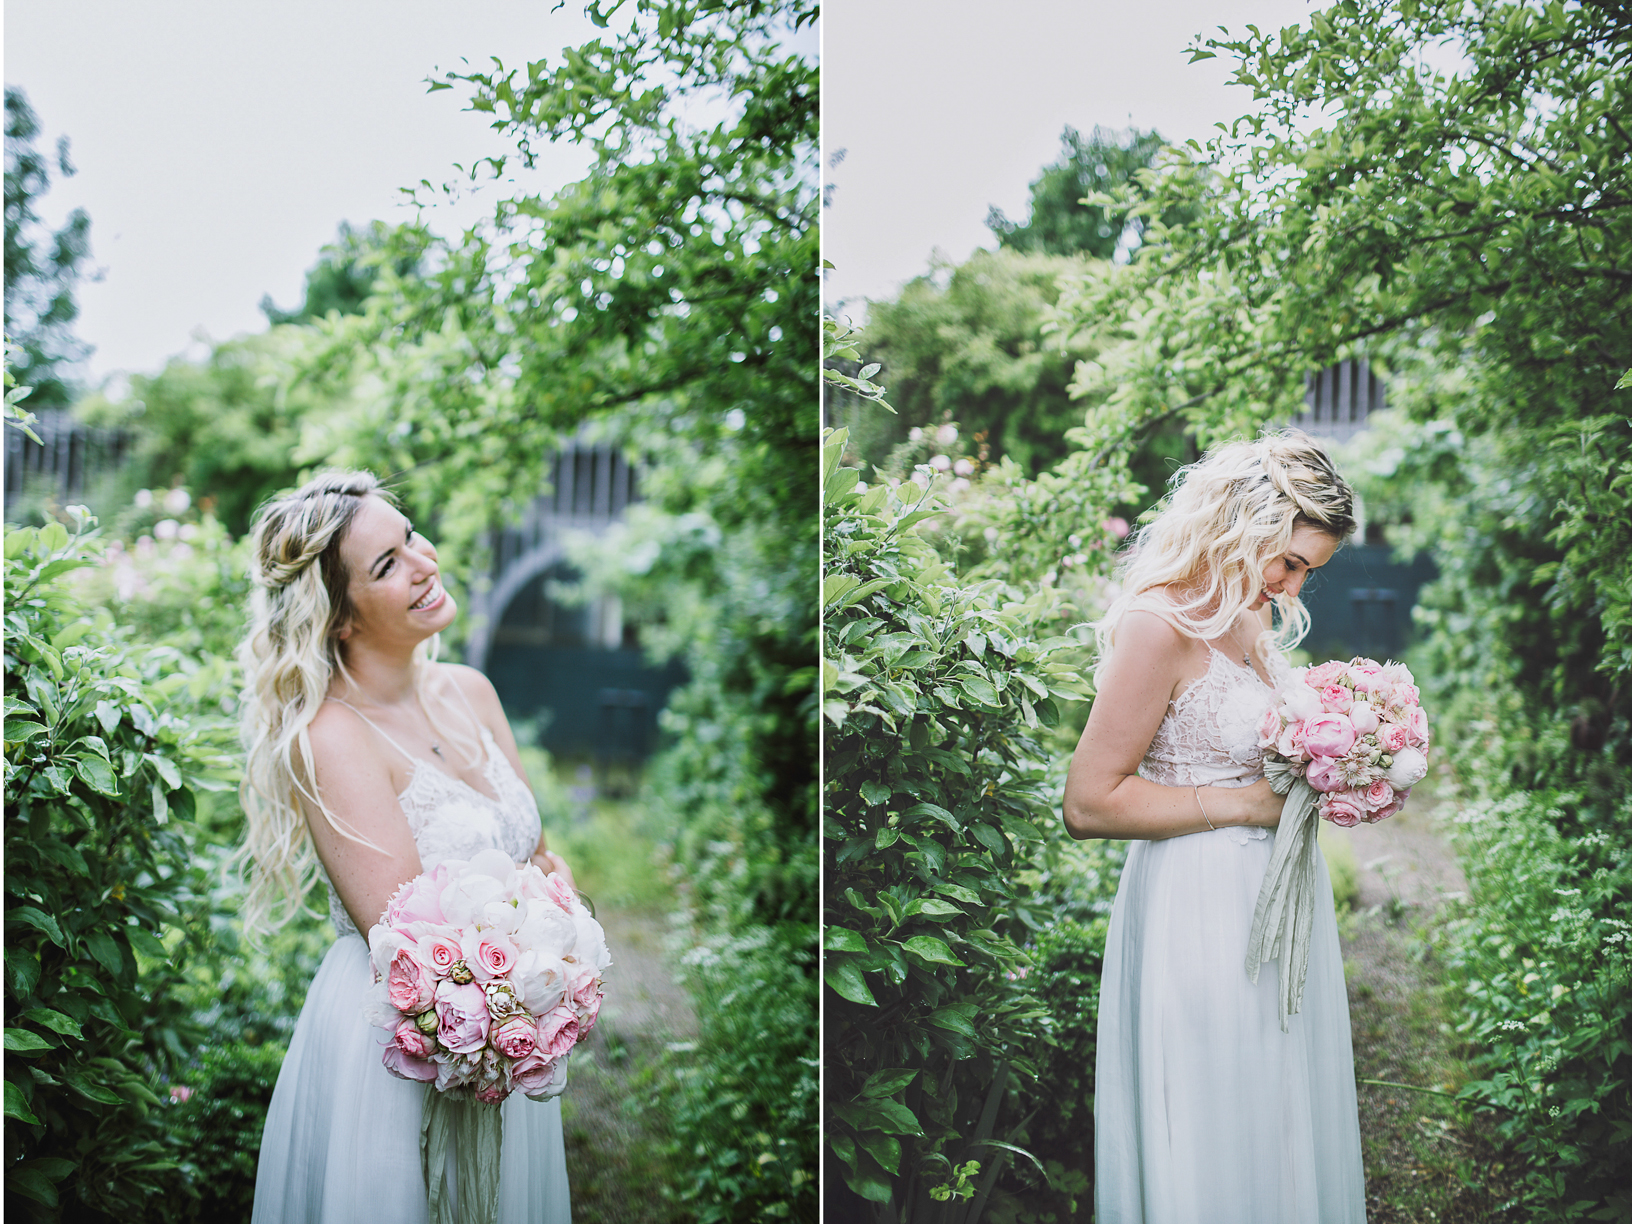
[{"left": 1193, "top": 784, "right": 1217, "bottom": 831}]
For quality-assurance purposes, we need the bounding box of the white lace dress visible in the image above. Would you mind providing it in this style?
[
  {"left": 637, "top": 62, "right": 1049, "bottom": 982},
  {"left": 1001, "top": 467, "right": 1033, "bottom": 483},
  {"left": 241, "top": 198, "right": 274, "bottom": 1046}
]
[
  {"left": 251, "top": 721, "right": 572, "bottom": 1224},
  {"left": 1094, "top": 647, "right": 1366, "bottom": 1223}
]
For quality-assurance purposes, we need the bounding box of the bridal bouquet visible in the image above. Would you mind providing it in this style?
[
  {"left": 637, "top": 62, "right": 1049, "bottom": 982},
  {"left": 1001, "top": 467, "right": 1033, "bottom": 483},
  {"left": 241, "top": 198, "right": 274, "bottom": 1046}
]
[
  {"left": 364, "top": 848, "right": 609, "bottom": 1104},
  {"left": 1245, "top": 657, "right": 1432, "bottom": 1029},
  {"left": 362, "top": 850, "right": 609, "bottom": 1224}
]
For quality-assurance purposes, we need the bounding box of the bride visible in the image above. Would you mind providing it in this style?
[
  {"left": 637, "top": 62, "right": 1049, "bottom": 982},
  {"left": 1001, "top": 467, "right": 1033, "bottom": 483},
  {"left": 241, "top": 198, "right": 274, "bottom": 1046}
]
[
  {"left": 1063, "top": 432, "right": 1367, "bottom": 1223},
  {"left": 237, "top": 471, "right": 574, "bottom": 1223}
]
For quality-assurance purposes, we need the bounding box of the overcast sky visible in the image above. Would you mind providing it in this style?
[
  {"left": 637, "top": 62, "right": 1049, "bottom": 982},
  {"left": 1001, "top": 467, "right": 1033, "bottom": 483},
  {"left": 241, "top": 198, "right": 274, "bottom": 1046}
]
[
  {"left": 822, "top": 0, "right": 1318, "bottom": 313},
  {"left": 5, "top": 0, "right": 607, "bottom": 385}
]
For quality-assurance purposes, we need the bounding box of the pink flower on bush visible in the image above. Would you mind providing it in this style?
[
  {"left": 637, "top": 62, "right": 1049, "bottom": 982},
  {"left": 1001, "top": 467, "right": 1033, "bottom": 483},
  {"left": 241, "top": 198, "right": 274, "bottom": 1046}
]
[
  {"left": 493, "top": 1015, "right": 537, "bottom": 1059},
  {"left": 536, "top": 1004, "right": 581, "bottom": 1059},
  {"left": 1321, "top": 791, "right": 1367, "bottom": 827},
  {"left": 169, "top": 1084, "right": 193, "bottom": 1104},
  {"left": 434, "top": 980, "right": 491, "bottom": 1055},
  {"left": 386, "top": 948, "right": 436, "bottom": 1014},
  {"left": 1319, "top": 684, "right": 1353, "bottom": 713},
  {"left": 1302, "top": 713, "right": 1357, "bottom": 759}
]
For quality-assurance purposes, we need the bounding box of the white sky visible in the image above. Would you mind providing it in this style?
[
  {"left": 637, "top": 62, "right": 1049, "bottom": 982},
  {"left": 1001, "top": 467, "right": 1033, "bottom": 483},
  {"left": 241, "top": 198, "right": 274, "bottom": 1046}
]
[
  {"left": 821, "top": 0, "right": 1320, "bottom": 314},
  {"left": 5, "top": 0, "right": 607, "bottom": 384}
]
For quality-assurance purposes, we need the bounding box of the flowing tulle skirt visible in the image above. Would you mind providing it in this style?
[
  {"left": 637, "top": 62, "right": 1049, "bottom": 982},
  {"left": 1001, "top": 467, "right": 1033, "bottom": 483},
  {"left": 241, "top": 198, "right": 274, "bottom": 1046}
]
[
  {"left": 1094, "top": 829, "right": 1365, "bottom": 1224},
  {"left": 251, "top": 934, "right": 572, "bottom": 1224}
]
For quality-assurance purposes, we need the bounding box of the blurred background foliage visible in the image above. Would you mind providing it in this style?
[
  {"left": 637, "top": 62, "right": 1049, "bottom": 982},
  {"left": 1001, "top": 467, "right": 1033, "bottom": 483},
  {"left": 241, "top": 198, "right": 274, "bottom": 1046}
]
[
  {"left": 6, "top": 0, "right": 815, "bottom": 1219},
  {"left": 825, "top": 1, "right": 1629, "bottom": 1220}
]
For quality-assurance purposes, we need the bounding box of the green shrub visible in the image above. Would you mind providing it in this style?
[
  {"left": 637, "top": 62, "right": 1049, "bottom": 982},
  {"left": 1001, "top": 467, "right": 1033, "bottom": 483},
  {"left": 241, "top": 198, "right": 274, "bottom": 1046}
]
[
  {"left": 821, "top": 417, "right": 1095, "bottom": 1215},
  {"left": 3, "top": 515, "right": 236, "bottom": 1221},
  {"left": 159, "top": 1041, "right": 287, "bottom": 1224}
]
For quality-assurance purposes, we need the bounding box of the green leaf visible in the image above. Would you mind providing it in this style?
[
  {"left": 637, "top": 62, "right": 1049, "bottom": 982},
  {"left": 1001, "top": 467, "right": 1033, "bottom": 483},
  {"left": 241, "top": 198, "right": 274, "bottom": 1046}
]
[
  {"left": 73, "top": 753, "right": 119, "bottom": 796},
  {"left": 859, "top": 779, "right": 892, "bottom": 806},
  {"left": 94, "top": 700, "right": 121, "bottom": 735},
  {"left": 957, "top": 675, "right": 1002, "bottom": 707},
  {"left": 926, "top": 1007, "right": 978, "bottom": 1038},
  {"left": 856, "top": 1131, "right": 901, "bottom": 1175},
  {"left": 4, "top": 1029, "right": 54, "bottom": 1053},
  {"left": 151, "top": 782, "right": 168, "bottom": 826},
  {"left": 4, "top": 1080, "right": 39, "bottom": 1125},
  {"left": 859, "top": 1067, "right": 918, "bottom": 1098},
  {"left": 84, "top": 929, "right": 124, "bottom": 976},
  {"left": 843, "top": 1150, "right": 893, "bottom": 1203},
  {"left": 850, "top": 1097, "right": 923, "bottom": 1136},
  {"left": 61, "top": 1069, "right": 124, "bottom": 1106},
  {"left": 824, "top": 959, "right": 878, "bottom": 1006},
  {"left": 902, "top": 935, "right": 965, "bottom": 966},
  {"left": 823, "top": 927, "right": 869, "bottom": 953},
  {"left": 6, "top": 907, "right": 65, "bottom": 947},
  {"left": 3, "top": 719, "right": 47, "bottom": 743},
  {"left": 6, "top": 1166, "right": 57, "bottom": 1207},
  {"left": 904, "top": 801, "right": 960, "bottom": 831},
  {"left": 145, "top": 753, "right": 183, "bottom": 791},
  {"left": 126, "top": 927, "right": 168, "bottom": 961},
  {"left": 20, "top": 1009, "right": 81, "bottom": 1039}
]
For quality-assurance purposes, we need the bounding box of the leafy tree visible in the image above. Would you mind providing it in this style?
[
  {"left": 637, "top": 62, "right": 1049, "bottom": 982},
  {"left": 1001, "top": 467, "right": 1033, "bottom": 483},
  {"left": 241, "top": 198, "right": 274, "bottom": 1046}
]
[
  {"left": 259, "top": 220, "right": 425, "bottom": 325},
  {"left": 3, "top": 88, "right": 93, "bottom": 411},
  {"left": 987, "top": 125, "right": 1184, "bottom": 261}
]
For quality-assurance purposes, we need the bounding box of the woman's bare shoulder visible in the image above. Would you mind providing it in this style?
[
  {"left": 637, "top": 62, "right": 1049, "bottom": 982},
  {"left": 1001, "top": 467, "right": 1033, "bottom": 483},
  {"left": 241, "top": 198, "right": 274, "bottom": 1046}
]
[
  {"left": 1115, "top": 606, "right": 1202, "bottom": 658},
  {"left": 434, "top": 662, "right": 504, "bottom": 717}
]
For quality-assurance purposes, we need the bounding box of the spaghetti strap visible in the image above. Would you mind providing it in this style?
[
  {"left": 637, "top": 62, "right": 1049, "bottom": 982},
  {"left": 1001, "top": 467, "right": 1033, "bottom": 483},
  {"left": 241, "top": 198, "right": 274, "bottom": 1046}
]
[
  {"left": 325, "top": 698, "right": 420, "bottom": 766},
  {"left": 442, "top": 675, "right": 491, "bottom": 747}
]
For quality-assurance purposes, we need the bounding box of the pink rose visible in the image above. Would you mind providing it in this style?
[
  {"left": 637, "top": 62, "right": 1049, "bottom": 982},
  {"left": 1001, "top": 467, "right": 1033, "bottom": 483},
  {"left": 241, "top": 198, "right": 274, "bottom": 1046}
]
[
  {"left": 1275, "top": 722, "right": 1309, "bottom": 763},
  {"left": 510, "top": 1048, "right": 558, "bottom": 1095},
  {"left": 1407, "top": 706, "right": 1430, "bottom": 746},
  {"left": 1306, "top": 660, "right": 1347, "bottom": 687},
  {"left": 1348, "top": 661, "right": 1385, "bottom": 692},
  {"left": 1378, "top": 722, "right": 1410, "bottom": 754},
  {"left": 461, "top": 929, "right": 518, "bottom": 983},
  {"left": 1320, "top": 791, "right": 1366, "bottom": 828},
  {"left": 1302, "top": 713, "right": 1357, "bottom": 759},
  {"left": 386, "top": 948, "right": 436, "bottom": 1014},
  {"left": 492, "top": 1015, "right": 536, "bottom": 1060},
  {"left": 1319, "top": 684, "right": 1353, "bottom": 713},
  {"left": 168, "top": 1084, "right": 193, "bottom": 1104},
  {"left": 475, "top": 1082, "right": 509, "bottom": 1104},
  {"left": 544, "top": 873, "right": 578, "bottom": 913},
  {"left": 1348, "top": 702, "right": 1380, "bottom": 735},
  {"left": 536, "top": 1004, "right": 581, "bottom": 1059},
  {"left": 393, "top": 1017, "right": 437, "bottom": 1059},
  {"left": 574, "top": 991, "right": 603, "bottom": 1035},
  {"left": 386, "top": 867, "right": 448, "bottom": 930},
  {"left": 1363, "top": 778, "right": 1396, "bottom": 811},
  {"left": 418, "top": 931, "right": 463, "bottom": 977},
  {"left": 382, "top": 1042, "right": 440, "bottom": 1082},
  {"left": 434, "top": 980, "right": 491, "bottom": 1055},
  {"left": 1305, "top": 755, "right": 1344, "bottom": 793},
  {"left": 1369, "top": 787, "right": 1409, "bottom": 822}
]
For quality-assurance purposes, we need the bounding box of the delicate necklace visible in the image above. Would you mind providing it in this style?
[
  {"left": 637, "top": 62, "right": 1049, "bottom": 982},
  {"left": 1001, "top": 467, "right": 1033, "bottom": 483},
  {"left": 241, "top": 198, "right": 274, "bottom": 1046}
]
[{"left": 430, "top": 741, "right": 446, "bottom": 760}]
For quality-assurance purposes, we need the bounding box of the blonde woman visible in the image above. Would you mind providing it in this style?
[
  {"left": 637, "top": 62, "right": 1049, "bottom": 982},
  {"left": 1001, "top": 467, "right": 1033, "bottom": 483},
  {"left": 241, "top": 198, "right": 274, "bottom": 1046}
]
[
  {"left": 238, "top": 472, "right": 574, "bottom": 1223},
  {"left": 1063, "top": 432, "right": 1366, "bottom": 1223}
]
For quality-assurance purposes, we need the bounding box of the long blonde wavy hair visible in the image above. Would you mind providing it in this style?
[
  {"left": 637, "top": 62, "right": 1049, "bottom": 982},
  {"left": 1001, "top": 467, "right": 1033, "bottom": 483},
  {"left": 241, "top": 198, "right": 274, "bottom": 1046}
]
[
  {"left": 233, "top": 470, "right": 441, "bottom": 935},
  {"left": 1094, "top": 430, "right": 1356, "bottom": 683}
]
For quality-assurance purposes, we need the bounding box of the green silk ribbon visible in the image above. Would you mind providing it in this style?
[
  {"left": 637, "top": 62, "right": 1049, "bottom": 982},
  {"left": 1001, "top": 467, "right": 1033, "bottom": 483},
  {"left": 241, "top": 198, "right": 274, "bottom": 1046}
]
[
  {"left": 422, "top": 1090, "right": 504, "bottom": 1224},
  {"left": 1244, "top": 761, "right": 1323, "bottom": 1032}
]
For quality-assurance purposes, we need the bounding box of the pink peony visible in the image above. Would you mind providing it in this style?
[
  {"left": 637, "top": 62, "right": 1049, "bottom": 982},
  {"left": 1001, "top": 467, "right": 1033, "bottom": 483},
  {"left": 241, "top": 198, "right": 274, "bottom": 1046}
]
[
  {"left": 1302, "top": 713, "right": 1357, "bottom": 759},
  {"left": 1276, "top": 722, "right": 1309, "bottom": 764},
  {"left": 1348, "top": 662, "right": 1385, "bottom": 692},
  {"left": 393, "top": 1017, "right": 437, "bottom": 1059},
  {"left": 492, "top": 1015, "right": 536, "bottom": 1060},
  {"left": 1362, "top": 778, "right": 1396, "bottom": 811},
  {"left": 386, "top": 947, "right": 436, "bottom": 1014},
  {"left": 1306, "top": 660, "right": 1348, "bottom": 687},
  {"left": 1406, "top": 705, "right": 1430, "bottom": 746},
  {"left": 1321, "top": 791, "right": 1367, "bottom": 828},
  {"left": 536, "top": 1004, "right": 581, "bottom": 1059},
  {"left": 544, "top": 873, "right": 578, "bottom": 913},
  {"left": 1319, "top": 684, "right": 1353, "bottom": 713},
  {"left": 1257, "top": 704, "right": 1282, "bottom": 749},
  {"left": 1305, "top": 755, "right": 1345, "bottom": 793},
  {"left": 434, "top": 980, "right": 491, "bottom": 1055},
  {"left": 1349, "top": 702, "right": 1380, "bottom": 735},
  {"left": 510, "top": 1048, "right": 557, "bottom": 1095},
  {"left": 461, "top": 929, "right": 518, "bottom": 983},
  {"left": 386, "top": 867, "right": 447, "bottom": 931},
  {"left": 382, "top": 1042, "right": 440, "bottom": 1082}
]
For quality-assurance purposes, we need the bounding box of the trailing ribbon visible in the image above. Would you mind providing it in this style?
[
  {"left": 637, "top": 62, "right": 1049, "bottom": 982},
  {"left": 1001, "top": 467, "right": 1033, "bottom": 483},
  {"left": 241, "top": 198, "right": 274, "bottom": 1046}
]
[
  {"left": 1244, "top": 760, "right": 1324, "bottom": 1032},
  {"left": 421, "top": 1090, "right": 504, "bottom": 1224}
]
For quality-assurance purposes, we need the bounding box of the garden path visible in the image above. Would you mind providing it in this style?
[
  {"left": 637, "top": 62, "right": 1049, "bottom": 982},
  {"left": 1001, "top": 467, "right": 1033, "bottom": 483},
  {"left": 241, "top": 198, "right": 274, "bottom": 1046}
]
[{"left": 1333, "top": 776, "right": 1517, "bottom": 1221}]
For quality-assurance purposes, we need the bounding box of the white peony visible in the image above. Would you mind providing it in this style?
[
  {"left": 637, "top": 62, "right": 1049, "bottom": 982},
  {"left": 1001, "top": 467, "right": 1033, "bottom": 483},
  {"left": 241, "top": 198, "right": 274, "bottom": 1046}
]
[
  {"left": 1282, "top": 685, "right": 1324, "bottom": 723},
  {"left": 1384, "top": 747, "right": 1428, "bottom": 789}
]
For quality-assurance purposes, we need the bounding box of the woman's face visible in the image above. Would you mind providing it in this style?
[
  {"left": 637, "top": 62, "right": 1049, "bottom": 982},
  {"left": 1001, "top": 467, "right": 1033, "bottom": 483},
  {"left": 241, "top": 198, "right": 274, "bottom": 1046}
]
[
  {"left": 1251, "top": 524, "right": 1339, "bottom": 610},
  {"left": 334, "top": 495, "right": 457, "bottom": 647}
]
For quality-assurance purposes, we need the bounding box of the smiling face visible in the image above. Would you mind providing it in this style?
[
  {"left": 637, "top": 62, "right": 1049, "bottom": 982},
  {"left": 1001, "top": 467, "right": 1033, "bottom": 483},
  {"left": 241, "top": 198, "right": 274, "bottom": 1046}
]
[
  {"left": 333, "top": 494, "right": 456, "bottom": 649},
  {"left": 1251, "top": 522, "right": 1340, "bottom": 610}
]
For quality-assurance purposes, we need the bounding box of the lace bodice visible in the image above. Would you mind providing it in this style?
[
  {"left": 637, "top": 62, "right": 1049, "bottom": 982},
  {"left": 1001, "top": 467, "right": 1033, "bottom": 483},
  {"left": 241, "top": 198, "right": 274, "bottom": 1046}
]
[
  {"left": 323, "top": 726, "right": 542, "bottom": 938},
  {"left": 1139, "top": 646, "right": 1291, "bottom": 845}
]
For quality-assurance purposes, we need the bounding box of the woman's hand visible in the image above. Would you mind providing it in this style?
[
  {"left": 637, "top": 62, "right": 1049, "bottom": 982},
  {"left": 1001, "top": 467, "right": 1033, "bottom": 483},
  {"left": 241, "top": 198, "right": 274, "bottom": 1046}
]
[
  {"left": 1231, "top": 778, "right": 1286, "bottom": 829},
  {"left": 530, "top": 849, "right": 576, "bottom": 892}
]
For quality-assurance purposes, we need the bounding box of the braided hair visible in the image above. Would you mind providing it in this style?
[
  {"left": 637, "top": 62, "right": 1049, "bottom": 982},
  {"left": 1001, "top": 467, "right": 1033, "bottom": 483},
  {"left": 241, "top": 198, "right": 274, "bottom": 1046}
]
[
  {"left": 233, "top": 471, "right": 429, "bottom": 936},
  {"left": 1094, "top": 429, "right": 1356, "bottom": 682}
]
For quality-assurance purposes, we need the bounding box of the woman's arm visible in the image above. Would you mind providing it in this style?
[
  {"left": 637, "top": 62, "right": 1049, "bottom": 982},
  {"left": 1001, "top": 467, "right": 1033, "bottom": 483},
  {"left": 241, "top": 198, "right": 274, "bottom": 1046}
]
[
  {"left": 1062, "top": 610, "right": 1283, "bottom": 840},
  {"left": 304, "top": 703, "right": 424, "bottom": 933},
  {"left": 441, "top": 663, "right": 577, "bottom": 890}
]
